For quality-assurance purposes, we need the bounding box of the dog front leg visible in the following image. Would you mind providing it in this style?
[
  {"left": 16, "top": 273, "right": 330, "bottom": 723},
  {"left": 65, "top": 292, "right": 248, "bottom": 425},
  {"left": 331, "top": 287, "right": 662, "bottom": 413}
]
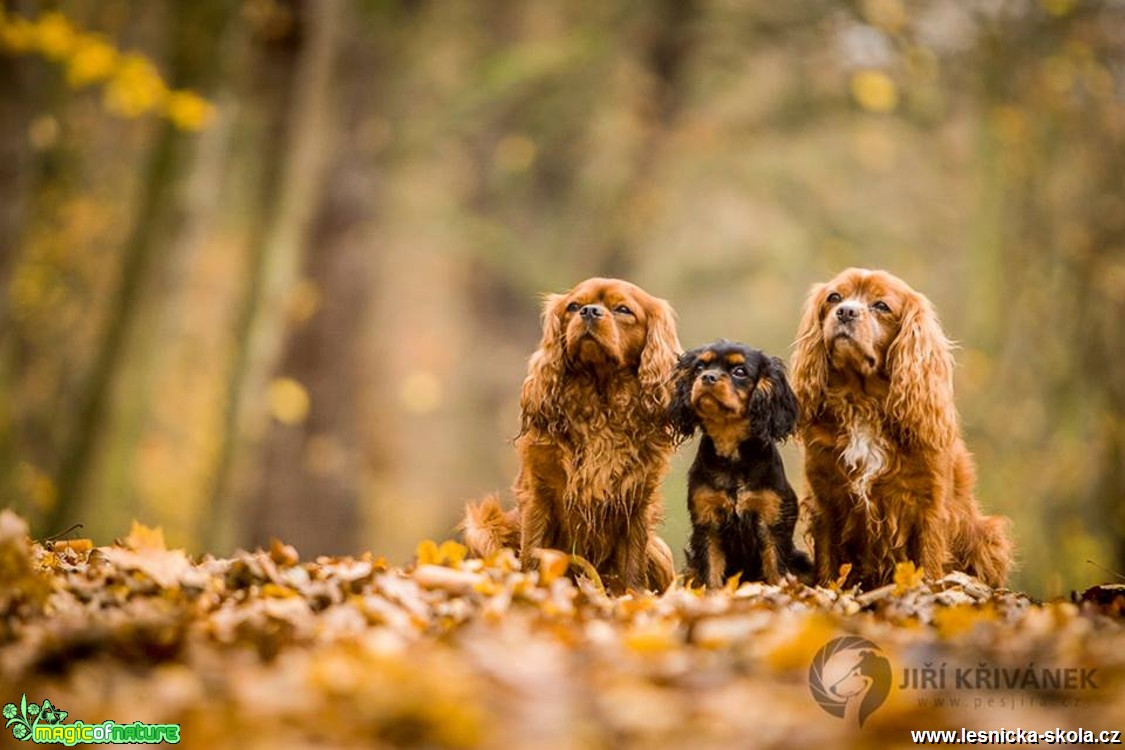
[
  {"left": 810, "top": 501, "right": 839, "bottom": 586},
  {"left": 757, "top": 520, "right": 781, "bottom": 584},
  {"left": 612, "top": 516, "right": 650, "bottom": 594}
]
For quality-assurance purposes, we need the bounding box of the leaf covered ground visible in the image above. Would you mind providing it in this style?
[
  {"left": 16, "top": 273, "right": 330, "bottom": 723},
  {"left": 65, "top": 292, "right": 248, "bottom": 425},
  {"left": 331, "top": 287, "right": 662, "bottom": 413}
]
[{"left": 1, "top": 510, "right": 1123, "bottom": 749}]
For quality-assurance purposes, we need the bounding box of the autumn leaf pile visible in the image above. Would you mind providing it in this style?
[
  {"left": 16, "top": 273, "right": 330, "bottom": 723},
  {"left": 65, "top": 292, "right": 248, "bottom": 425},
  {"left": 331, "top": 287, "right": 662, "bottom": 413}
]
[{"left": 1, "top": 510, "right": 1122, "bottom": 750}]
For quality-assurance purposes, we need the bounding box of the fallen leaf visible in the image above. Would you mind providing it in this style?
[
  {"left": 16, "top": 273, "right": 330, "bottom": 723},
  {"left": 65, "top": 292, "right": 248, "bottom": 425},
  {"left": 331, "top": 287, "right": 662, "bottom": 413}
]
[
  {"left": 893, "top": 561, "right": 925, "bottom": 594},
  {"left": 124, "top": 520, "right": 167, "bottom": 552}
]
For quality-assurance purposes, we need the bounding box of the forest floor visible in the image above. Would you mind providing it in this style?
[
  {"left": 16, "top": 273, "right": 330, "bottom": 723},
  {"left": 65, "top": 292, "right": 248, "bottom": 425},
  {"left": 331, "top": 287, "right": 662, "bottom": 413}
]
[{"left": 1, "top": 509, "right": 1123, "bottom": 750}]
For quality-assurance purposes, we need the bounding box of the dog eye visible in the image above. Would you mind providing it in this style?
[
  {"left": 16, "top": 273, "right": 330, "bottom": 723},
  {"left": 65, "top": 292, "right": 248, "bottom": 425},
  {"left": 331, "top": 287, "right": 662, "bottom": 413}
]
[
  {"left": 731, "top": 366, "right": 749, "bottom": 378},
  {"left": 614, "top": 304, "right": 632, "bottom": 315},
  {"left": 826, "top": 292, "right": 842, "bottom": 304},
  {"left": 566, "top": 302, "right": 580, "bottom": 313},
  {"left": 694, "top": 361, "right": 706, "bottom": 371},
  {"left": 872, "top": 300, "right": 891, "bottom": 313}
]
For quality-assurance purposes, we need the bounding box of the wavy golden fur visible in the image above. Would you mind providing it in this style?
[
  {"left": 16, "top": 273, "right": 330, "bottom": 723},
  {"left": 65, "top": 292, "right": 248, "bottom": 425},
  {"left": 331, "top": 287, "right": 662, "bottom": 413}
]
[
  {"left": 463, "top": 277, "right": 680, "bottom": 593},
  {"left": 790, "top": 268, "right": 1012, "bottom": 588}
]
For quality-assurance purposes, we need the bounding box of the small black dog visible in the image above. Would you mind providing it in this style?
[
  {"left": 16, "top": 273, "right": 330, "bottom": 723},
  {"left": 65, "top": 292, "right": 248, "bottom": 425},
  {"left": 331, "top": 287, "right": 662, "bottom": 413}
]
[{"left": 671, "top": 340, "right": 811, "bottom": 587}]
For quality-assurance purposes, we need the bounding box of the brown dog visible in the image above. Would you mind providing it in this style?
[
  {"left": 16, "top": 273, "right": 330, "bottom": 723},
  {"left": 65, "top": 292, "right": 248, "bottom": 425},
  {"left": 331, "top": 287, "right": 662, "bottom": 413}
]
[
  {"left": 463, "top": 278, "right": 680, "bottom": 593},
  {"left": 790, "top": 268, "right": 1012, "bottom": 589}
]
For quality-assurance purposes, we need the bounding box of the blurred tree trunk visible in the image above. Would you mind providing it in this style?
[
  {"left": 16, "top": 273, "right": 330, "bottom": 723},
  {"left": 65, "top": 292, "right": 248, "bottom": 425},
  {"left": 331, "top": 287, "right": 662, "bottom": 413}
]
[
  {"left": 245, "top": 24, "right": 379, "bottom": 555},
  {"left": 0, "top": 51, "right": 41, "bottom": 512},
  {"left": 47, "top": 1, "right": 237, "bottom": 537},
  {"left": 598, "top": 0, "right": 699, "bottom": 276},
  {"left": 968, "top": 8, "right": 1125, "bottom": 587},
  {"left": 205, "top": 0, "right": 341, "bottom": 552},
  {"left": 0, "top": 57, "right": 33, "bottom": 308}
]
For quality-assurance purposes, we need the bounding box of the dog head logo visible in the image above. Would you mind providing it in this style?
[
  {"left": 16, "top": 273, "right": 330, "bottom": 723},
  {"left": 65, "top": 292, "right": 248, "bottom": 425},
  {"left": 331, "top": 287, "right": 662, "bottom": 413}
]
[{"left": 808, "top": 636, "right": 891, "bottom": 727}]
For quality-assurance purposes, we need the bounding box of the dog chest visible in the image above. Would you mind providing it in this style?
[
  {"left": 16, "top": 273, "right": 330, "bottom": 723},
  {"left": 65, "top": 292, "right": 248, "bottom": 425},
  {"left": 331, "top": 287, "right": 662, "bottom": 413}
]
[{"left": 840, "top": 423, "right": 888, "bottom": 500}]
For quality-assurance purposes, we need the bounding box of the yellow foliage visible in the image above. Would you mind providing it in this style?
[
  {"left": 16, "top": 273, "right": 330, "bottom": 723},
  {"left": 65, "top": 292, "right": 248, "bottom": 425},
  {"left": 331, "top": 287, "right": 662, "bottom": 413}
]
[
  {"left": 165, "top": 90, "right": 216, "bottom": 131},
  {"left": 893, "top": 561, "right": 925, "bottom": 594},
  {"left": 933, "top": 603, "right": 997, "bottom": 638},
  {"left": 414, "top": 539, "right": 468, "bottom": 568},
  {"left": 0, "top": 9, "right": 213, "bottom": 131},
  {"left": 268, "top": 377, "right": 311, "bottom": 425},
  {"left": 0, "top": 12, "right": 34, "bottom": 52},
  {"left": 124, "top": 520, "right": 167, "bottom": 552},
  {"left": 415, "top": 539, "right": 441, "bottom": 566},
  {"left": 33, "top": 11, "right": 77, "bottom": 60},
  {"left": 51, "top": 538, "right": 93, "bottom": 555},
  {"left": 66, "top": 34, "right": 118, "bottom": 87},
  {"left": 439, "top": 539, "right": 468, "bottom": 567},
  {"left": 1041, "top": 0, "right": 1078, "bottom": 16},
  {"left": 103, "top": 53, "right": 167, "bottom": 118},
  {"left": 850, "top": 69, "right": 899, "bottom": 113},
  {"left": 535, "top": 548, "right": 569, "bottom": 584},
  {"left": 624, "top": 622, "right": 677, "bottom": 654},
  {"left": 764, "top": 613, "right": 838, "bottom": 672}
]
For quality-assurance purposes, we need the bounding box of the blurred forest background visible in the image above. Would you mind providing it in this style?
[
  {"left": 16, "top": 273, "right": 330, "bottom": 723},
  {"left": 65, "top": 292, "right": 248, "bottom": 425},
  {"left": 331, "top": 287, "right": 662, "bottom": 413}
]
[{"left": 1, "top": 0, "right": 1122, "bottom": 599}]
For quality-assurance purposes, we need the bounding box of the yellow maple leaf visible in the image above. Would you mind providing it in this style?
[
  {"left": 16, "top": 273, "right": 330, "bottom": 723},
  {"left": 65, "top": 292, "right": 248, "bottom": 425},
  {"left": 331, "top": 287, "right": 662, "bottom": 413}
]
[
  {"left": 764, "top": 613, "right": 839, "bottom": 672},
  {"left": 933, "top": 603, "right": 997, "bottom": 638},
  {"left": 893, "top": 561, "right": 925, "bottom": 594},
  {"left": 624, "top": 623, "right": 677, "bottom": 654},
  {"left": 535, "top": 548, "right": 569, "bottom": 585},
  {"left": 415, "top": 539, "right": 441, "bottom": 566},
  {"left": 438, "top": 539, "right": 467, "bottom": 567},
  {"left": 124, "top": 520, "right": 166, "bottom": 552}
]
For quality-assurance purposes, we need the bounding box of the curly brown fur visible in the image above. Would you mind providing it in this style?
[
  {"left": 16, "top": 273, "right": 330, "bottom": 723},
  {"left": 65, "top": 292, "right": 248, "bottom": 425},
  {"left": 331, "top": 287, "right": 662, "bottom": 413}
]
[
  {"left": 463, "top": 278, "right": 680, "bottom": 593},
  {"left": 671, "top": 341, "right": 811, "bottom": 587},
  {"left": 790, "top": 268, "right": 1012, "bottom": 589}
]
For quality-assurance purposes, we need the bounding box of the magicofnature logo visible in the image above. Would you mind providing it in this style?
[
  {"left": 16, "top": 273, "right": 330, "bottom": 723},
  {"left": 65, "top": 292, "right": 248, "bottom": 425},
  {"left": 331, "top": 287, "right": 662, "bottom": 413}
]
[
  {"left": 808, "top": 636, "right": 892, "bottom": 728},
  {"left": 4, "top": 694, "right": 180, "bottom": 745}
]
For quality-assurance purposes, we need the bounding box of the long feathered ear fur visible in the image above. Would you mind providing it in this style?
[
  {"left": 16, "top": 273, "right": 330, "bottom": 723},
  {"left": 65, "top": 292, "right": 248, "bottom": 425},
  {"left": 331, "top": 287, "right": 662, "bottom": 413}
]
[
  {"left": 885, "top": 292, "right": 959, "bottom": 449},
  {"left": 789, "top": 282, "right": 830, "bottom": 429},
  {"left": 637, "top": 296, "right": 681, "bottom": 414},
  {"left": 519, "top": 293, "right": 567, "bottom": 435},
  {"left": 668, "top": 349, "right": 700, "bottom": 441},
  {"left": 748, "top": 356, "right": 799, "bottom": 442}
]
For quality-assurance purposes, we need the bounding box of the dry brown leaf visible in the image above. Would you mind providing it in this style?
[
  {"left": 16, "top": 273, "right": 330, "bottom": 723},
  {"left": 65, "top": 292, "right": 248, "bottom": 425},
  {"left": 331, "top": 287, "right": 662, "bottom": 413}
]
[{"left": 123, "top": 520, "right": 167, "bottom": 552}]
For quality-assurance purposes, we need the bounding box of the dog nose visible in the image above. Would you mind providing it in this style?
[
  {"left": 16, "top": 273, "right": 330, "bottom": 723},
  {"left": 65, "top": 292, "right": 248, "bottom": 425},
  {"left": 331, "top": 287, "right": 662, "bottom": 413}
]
[
  {"left": 580, "top": 304, "right": 605, "bottom": 320},
  {"left": 835, "top": 302, "right": 862, "bottom": 323},
  {"left": 701, "top": 371, "right": 719, "bottom": 385}
]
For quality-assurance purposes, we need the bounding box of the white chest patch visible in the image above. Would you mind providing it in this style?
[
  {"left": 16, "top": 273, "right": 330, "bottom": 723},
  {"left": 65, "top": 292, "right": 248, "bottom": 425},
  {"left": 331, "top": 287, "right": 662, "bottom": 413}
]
[{"left": 841, "top": 424, "right": 887, "bottom": 503}]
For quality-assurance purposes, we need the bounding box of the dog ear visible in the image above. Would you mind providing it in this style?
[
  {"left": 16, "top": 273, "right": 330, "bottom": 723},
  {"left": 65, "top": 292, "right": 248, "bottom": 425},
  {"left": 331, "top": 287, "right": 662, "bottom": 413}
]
[
  {"left": 519, "top": 293, "right": 567, "bottom": 435},
  {"left": 885, "top": 292, "right": 958, "bottom": 449},
  {"left": 669, "top": 349, "right": 701, "bottom": 439},
  {"left": 749, "top": 356, "right": 799, "bottom": 442},
  {"left": 790, "top": 282, "right": 830, "bottom": 430},
  {"left": 637, "top": 296, "right": 681, "bottom": 413}
]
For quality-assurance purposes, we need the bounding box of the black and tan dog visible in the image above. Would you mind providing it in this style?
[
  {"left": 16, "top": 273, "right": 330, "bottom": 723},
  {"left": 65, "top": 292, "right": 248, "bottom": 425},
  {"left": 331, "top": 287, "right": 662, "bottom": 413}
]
[{"left": 671, "top": 340, "right": 811, "bottom": 587}]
